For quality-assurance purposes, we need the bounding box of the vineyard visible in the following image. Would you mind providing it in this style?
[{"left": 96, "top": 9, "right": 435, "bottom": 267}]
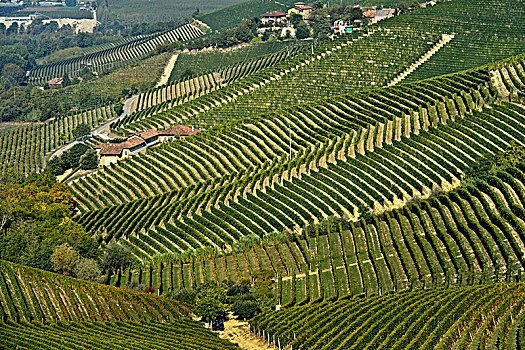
[
  {"left": 71, "top": 53, "right": 516, "bottom": 246},
  {"left": 250, "top": 283, "right": 525, "bottom": 349},
  {"left": 28, "top": 23, "right": 204, "bottom": 86},
  {"left": 0, "top": 260, "right": 187, "bottom": 322},
  {"left": 168, "top": 40, "right": 302, "bottom": 82},
  {"left": 113, "top": 27, "right": 451, "bottom": 134},
  {"left": 102, "top": 160, "right": 525, "bottom": 299},
  {"left": 3, "top": 0, "right": 525, "bottom": 348},
  {"left": 0, "top": 105, "right": 116, "bottom": 174},
  {"left": 0, "top": 260, "right": 240, "bottom": 349},
  {"left": 118, "top": 42, "right": 310, "bottom": 123}
]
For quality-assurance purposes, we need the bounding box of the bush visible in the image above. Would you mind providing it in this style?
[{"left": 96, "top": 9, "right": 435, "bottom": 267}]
[
  {"left": 51, "top": 243, "right": 80, "bottom": 276},
  {"left": 74, "top": 258, "right": 101, "bottom": 282},
  {"left": 169, "top": 288, "right": 196, "bottom": 304}
]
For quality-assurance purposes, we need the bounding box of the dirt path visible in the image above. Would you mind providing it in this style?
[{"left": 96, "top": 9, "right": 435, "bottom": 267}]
[
  {"left": 156, "top": 54, "right": 178, "bottom": 87},
  {"left": 218, "top": 318, "right": 274, "bottom": 350}
]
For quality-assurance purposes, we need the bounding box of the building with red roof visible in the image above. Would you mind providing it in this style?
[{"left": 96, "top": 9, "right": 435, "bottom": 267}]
[
  {"left": 260, "top": 10, "right": 287, "bottom": 24},
  {"left": 95, "top": 125, "right": 200, "bottom": 167}
]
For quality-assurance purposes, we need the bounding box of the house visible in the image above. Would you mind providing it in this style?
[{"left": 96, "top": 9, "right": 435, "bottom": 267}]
[
  {"left": 95, "top": 125, "right": 200, "bottom": 166},
  {"left": 157, "top": 125, "right": 200, "bottom": 142},
  {"left": 260, "top": 11, "right": 287, "bottom": 24},
  {"left": 288, "top": 2, "right": 313, "bottom": 19},
  {"left": 333, "top": 19, "right": 353, "bottom": 34},
  {"left": 47, "top": 77, "right": 63, "bottom": 86},
  {"left": 94, "top": 136, "right": 146, "bottom": 167},
  {"left": 362, "top": 10, "right": 376, "bottom": 19},
  {"left": 373, "top": 8, "right": 394, "bottom": 22}
]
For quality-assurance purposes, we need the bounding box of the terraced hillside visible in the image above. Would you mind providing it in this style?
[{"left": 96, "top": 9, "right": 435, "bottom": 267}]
[
  {"left": 115, "top": 27, "right": 449, "bottom": 133},
  {"left": 0, "top": 105, "right": 116, "bottom": 174},
  {"left": 120, "top": 42, "right": 310, "bottom": 121},
  {"left": 0, "top": 260, "right": 240, "bottom": 349},
  {"left": 104, "top": 162, "right": 525, "bottom": 299},
  {"left": 28, "top": 23, "right": 204, "bottom": 86},
  {"left": 250, "top": 283, "right": 525, "bottom": 349},
  {"left": 168, "top": 40, "right": 301, "bottom": 82},
  {"left": 0, "top": 260, "right": 187, "bottom": 322},
  {"left": 396, "top": 0, "right": 525, "bottom": 82},
  {"left": 0, "top": 320, "right": 240, "bottom": 349},
  {"left": 72, "top": 54, "right": 516, "bottom": 248}
]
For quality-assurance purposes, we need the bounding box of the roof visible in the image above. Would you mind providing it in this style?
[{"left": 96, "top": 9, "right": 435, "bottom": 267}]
[
  {"left": 48, "top": 77, "right": 63, "bottom": 85},
  {"left": 375, "top": 8, "right": 394, "bottom": 17},
  {"left": 363, "top": 10, "right": 376, "bottom": 17},
  {"left": 157, "top": 125, "right": 201, "bottom": 136},
  {"left": 97, "top": 136, "right": 146, "bottom": 156},
  {"left": 138, "top": 129, "right": 160, "bottom": 140},
  {"left": 261, "top": 10, "right": 287, "bottom": 17},
  {"left": 294, "top": 2, "right": 305, "bottom": 5},
  {"left": 294, "top": 5, "right": 313, "bottom": 10}
]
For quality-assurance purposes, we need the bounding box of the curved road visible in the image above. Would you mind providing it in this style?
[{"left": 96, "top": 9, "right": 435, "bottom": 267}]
[{"left": 49, "top": 95, "right": 138, "bottom": 160}]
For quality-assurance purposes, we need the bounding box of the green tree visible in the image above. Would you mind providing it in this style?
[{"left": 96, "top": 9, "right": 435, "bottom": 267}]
[
  {"left": 295, "top": 21, "right": 310, "bottom": 39},
  {"left": 62, "top": 72, "right": 71, "bottom": 87},
  {"left": 101, "top": 243, "right": 135, "bottom": 274},
  {"left": 195, "top": 281, "right": 228, "bottom": 322},
  {"left": 80, "top": 149, "right": 98, "bottom": 170},
  {"left": 62, "top": 143, "right": 90, "bottom": 169},
  {"left": 72, "top": 122, "right": 90, "bottom": 139},
  {"left": 75, "top": 258, "right": 101, "bottom": 282},
  {"left": 51, "top": 243, "right": 80, "bottom": 276}
]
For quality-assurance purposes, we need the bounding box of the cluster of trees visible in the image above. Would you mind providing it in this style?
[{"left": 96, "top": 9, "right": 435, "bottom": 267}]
[
  {"left": 47, "top": 140, "right": 98, "bottom": 176},
  {"left": 169, "top": 269, "right": 275, "bottom": 322},
  {"left": 186, "top": 19, "right": 257, "bottom": 51},
  {"left": 0, "top": 171, "right": 137, "bottom": 283},
  {"left": 0, "top": 172, "right": 99, "bottom": 273}
]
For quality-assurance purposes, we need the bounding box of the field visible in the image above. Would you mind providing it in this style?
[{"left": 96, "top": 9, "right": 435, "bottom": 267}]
[
  {"left": 2, "top": 0, "right": 525, "bottom": 348},
  {"left": 28, "top": 23, "right": 203, "bottom": 86},
  {"left": 169, "top": 40, "right": 304, "bottom": 82},
  {"left": 96, "top": 0, "right": 247, "bottom": 25},
  {"left": 0, "top": 260, "right": 239, "bottom": 349}
]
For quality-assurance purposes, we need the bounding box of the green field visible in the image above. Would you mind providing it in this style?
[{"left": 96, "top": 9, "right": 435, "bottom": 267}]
[{"left": 96, "top": 0, "right": 248, "bottom": 24}]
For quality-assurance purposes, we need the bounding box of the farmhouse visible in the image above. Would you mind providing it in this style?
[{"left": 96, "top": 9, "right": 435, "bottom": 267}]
[
  {"left": 95, "top": 136, "right": 146, "bottom": 167},
  {"left": 260, "top": 11, "right": 287, "bottom": 24},
  {"left": 95, "top": 125, "right": 200, "bottom": 166},
  {"left": 288, "top": 2, "right": 313, "bottom": 19}
]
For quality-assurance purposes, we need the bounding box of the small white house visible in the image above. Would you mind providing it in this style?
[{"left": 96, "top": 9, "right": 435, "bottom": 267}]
[{"left": 333, "top": 19, "right": 353, "bottom": 34}]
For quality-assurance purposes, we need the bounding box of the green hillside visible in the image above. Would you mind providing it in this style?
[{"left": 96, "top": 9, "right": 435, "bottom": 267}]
[
  {"left": 96, "top": 0, "right": 247, "bottom": 25},
  {"left": 0, "top": 259, "right": 240, "bottom": 349},
  {"left": 250, "top": 283, "right": 525, "bottom": 349}
]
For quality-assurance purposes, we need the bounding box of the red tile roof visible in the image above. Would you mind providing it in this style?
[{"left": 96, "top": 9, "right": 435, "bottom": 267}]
[
  {"left": 138, "top": 129, "right": 160, "bottom": 140},
  {"left": 97, "top": 136, "right": 146, "bottom": 155},
  {"left": 261, "top": 10, "right": 287, "bottom": 17},
  {"left": 158, "top": 125, "right": 201, "bottom": 136}
]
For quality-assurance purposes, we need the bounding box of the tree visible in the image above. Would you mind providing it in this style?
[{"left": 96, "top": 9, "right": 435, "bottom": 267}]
[
  {"left": 0, "top": 169, "right": 21, "bottom": 232},
  {"left": 62, "top": 72, "right": 71, "bottom": 87},
  {"left": 72, "top": 122, "right": 90, "bottom": 139},
  {"left": 75, "top": 258, "right": 101, "bottom": 282},
  {"left": 231, "top": 297, "right": 259, "bottom": 319},
  {"left": 194, "top": 282, "right": 228, "bottom": 322},
  {"left": 1, "top": 63, "right": 25, "bottom": 88},
  {"left": 101, "top": 243, "right": 135, "bottom": 274},
  {"left": 80, "top": 149, "right": 98, "bottom": 170},
  {"left": 295, "top": 21, "right": 310, "bottom": 39},
  {"left": 51, "top": 243, "right": 79, "bottom": 276},
  {"left": 62, "top": 143, "right": 90, "bottom": 169}
]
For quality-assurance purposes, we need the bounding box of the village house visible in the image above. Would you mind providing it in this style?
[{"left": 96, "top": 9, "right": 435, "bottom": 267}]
[
  {"left": 373, "top": 8, "right": 394, "bottom": 23},
  {"left": 288, "top": 2, "right": 313, "bottom": 19},
  {"left": 333, "top": 19, "right": 353, "bottom": 34},
  {"left": 260, "top": 11, "right": 287, "bottom": 24},
  {"left": 95, "top": 125, "right": 200, "bottom": 167}
]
